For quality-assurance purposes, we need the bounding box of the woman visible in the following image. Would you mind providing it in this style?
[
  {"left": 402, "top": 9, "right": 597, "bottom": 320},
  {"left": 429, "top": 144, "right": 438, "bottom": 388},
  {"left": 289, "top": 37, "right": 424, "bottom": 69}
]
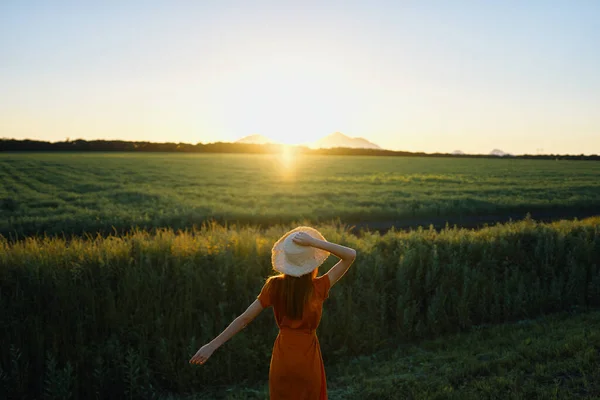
[{"left": 189, "top": 226, "right": 357, "bottom": 399}]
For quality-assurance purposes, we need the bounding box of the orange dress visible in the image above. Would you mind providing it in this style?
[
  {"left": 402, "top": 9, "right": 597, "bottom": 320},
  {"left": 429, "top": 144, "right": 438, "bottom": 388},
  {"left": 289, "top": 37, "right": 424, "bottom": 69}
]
[{"left": 257, "top": 274, "right": 331, "bottom": 400}]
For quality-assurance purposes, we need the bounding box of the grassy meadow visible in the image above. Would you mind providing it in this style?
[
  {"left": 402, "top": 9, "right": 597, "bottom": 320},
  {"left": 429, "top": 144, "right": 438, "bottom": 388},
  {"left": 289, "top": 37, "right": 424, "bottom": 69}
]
[
  {"left": 2, "top": 152, "right": 600, "bottom": 237},
  {"left": 1, "top": 217, "right": 599, "bottom": 399}
]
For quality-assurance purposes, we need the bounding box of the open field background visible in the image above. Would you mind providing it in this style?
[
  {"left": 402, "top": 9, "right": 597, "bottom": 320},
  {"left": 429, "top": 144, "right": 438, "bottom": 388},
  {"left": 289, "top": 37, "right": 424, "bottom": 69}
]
[
  {"left": 1, "top": 217, "right": 599, "bottom": 399},
  {"left": 2, "top": 152, "right": 600, "bottom": 237}
]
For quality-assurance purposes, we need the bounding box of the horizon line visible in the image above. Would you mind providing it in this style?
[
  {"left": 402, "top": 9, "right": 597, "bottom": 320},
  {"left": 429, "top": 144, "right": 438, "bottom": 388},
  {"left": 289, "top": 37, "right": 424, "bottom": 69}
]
[{"left": 2, "top": 137, "right": 599, "bottom": 157}]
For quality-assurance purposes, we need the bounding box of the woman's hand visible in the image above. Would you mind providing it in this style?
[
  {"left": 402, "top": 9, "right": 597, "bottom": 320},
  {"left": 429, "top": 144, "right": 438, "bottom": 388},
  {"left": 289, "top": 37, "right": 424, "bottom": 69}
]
[
  {"left": 292, "top": 232, "right": 316, "bottom": 247},
  {"left": 189, "top": 343, "right": 216, "bottom": 365}
]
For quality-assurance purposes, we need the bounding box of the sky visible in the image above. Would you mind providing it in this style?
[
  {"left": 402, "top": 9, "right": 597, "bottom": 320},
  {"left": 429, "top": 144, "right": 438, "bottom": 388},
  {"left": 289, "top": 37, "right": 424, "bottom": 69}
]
[{"left": 1, "top": 0, "right": 599, "bottom": 155}]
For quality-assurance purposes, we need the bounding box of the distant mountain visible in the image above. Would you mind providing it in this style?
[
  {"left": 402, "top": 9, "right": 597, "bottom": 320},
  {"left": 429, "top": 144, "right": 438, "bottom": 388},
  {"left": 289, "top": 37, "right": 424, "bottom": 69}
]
[
  {"left": 490, "top": 149, "right": 513, "bottom": 157},
  {"left": 452, "top": 150, "right": 465, "bottom": 155},
  {"left": 235, "top": 134, "right": 274, "bottom": 145},
  {"left": 313, "top": 132, "right": 381, "bottom": 150}
]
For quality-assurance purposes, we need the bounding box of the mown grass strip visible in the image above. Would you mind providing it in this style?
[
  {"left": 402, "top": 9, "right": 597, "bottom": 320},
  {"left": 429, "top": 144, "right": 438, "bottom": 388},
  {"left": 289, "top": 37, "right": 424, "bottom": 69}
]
[{"left": 188, "top": 310, "right": 600, "bottom": 399}]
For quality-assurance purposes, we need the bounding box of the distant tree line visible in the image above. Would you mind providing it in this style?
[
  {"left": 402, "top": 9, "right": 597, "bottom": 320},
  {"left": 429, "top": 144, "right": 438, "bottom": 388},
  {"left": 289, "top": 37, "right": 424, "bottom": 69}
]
[{"left": 1, "top": 138, "right": 599, "bottom": 160}]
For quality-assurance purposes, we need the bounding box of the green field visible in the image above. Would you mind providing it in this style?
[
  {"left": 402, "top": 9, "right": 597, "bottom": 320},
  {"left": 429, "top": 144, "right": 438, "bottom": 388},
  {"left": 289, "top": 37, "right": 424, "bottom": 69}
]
[{"left": 2, "top": 152, "right": 600, "bottom": 237}]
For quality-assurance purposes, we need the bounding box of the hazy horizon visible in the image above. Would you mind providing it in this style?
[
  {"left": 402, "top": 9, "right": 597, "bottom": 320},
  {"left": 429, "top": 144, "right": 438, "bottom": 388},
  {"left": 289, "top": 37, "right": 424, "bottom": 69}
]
[{"left": 2, "top": 1, "right": 599, "bottom": 155}]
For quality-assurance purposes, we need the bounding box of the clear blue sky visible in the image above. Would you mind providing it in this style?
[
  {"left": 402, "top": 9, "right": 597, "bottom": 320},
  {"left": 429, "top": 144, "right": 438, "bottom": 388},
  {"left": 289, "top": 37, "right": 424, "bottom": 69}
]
[{"left": 1, "top": 0, "right": 599, "bottom": 154}]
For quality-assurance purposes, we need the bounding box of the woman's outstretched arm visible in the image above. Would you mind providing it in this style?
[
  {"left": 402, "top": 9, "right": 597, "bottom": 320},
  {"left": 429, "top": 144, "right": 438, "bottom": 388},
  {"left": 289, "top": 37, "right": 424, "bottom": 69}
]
[{"left": 189, "top": 299, "right": 264, "bottom": 365}]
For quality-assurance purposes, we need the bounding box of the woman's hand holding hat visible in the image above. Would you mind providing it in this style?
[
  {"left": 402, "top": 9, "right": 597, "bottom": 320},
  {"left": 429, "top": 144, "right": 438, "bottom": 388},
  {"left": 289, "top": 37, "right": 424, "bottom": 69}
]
[
  {"left": 271, "top": 226, "right": 329, "bottom": 276},
  {"left": 292, "top": 232, "right": 316, "bottom": 247}
]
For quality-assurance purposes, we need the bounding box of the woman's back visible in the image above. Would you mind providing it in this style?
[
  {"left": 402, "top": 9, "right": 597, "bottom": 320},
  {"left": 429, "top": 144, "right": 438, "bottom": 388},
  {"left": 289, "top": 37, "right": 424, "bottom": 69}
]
[
  {"left": 258, "top": 274, "right": 331, "bottom": 399},
  {"left": 258, "top": 274, "right": 331, "bottom": 332}
]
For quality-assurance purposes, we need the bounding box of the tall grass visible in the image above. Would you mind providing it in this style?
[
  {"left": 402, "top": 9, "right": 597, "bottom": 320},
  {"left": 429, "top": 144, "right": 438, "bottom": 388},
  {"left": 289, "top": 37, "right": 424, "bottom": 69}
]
[{"left": 1, "top": 217, "right": 599, "bottom": 399}]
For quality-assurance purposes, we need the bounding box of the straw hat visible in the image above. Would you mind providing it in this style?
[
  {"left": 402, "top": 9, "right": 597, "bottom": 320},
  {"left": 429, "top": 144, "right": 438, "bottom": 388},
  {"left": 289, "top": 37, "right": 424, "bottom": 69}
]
[{"left": 272, "top": 226, "right": 330, "bottom": 277}]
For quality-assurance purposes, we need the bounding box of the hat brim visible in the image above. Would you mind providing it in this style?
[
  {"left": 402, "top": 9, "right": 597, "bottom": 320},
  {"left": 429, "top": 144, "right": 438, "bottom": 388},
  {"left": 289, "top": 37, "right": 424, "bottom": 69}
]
[{"left": 271, "top": 227, "right": 330, "bottom": 277}]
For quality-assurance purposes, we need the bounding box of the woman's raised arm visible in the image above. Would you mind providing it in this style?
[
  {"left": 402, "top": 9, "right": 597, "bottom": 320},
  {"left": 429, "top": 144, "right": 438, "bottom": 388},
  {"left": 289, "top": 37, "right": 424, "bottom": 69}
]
[{"left": 292, "top": 232, "right": 356, "bottom": 287}]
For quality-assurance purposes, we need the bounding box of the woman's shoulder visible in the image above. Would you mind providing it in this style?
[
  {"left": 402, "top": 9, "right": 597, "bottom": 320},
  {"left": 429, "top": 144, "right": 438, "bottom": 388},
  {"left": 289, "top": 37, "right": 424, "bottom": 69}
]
[
  {"left": 265, "top": 274, "right": 283, "bottom": 285},
  {"left": 313, "top": 274, "right": 331, "bottom": 300},
  {"left": 258, "top": 275, "right": 283, "bottom": 307}
]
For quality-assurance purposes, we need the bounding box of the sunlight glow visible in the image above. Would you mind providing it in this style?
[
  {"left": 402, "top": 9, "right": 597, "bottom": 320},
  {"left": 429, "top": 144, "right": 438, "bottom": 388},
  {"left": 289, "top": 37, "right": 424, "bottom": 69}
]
[
  {"left": 213, "top": 54, "right": 358, "bottom": 146},
  {"left": 275, "top": 145, "right": 299, "bottom": 180},
  {"left": 280, "top": 145, "right": 296, "bottom": 167}
]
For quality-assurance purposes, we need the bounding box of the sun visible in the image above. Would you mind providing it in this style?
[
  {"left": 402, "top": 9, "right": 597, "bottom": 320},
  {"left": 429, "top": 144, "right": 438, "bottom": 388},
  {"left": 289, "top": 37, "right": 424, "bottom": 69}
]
[
  {"left": 214, "top": 54, "right": 351, "bottom": 146},
  {"left": 272, "top": 135, "right": 301, "bottom": 146}
]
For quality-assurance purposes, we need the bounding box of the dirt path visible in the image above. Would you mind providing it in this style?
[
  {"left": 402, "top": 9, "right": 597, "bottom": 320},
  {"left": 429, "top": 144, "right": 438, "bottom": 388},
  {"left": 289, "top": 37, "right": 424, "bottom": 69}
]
[{"left": 2, "top": 208, "right": 598, "bottom": 242}]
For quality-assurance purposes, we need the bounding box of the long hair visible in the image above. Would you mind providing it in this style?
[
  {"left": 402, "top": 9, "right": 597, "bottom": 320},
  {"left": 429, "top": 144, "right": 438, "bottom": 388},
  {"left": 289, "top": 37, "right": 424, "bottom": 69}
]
[{"left": 266, "top": 270, "right": 317, "bottom": 320}]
